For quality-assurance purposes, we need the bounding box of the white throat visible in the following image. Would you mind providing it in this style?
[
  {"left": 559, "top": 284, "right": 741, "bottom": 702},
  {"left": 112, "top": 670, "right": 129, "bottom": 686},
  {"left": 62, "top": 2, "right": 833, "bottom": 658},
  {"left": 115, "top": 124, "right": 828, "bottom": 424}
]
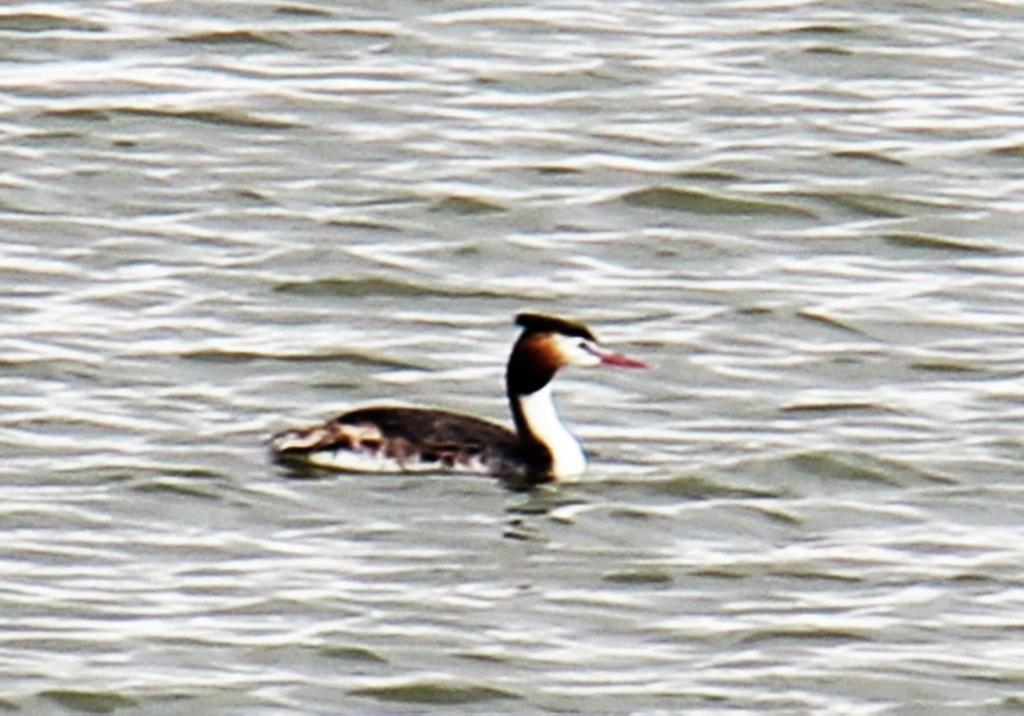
[{"left": 516, "top": 384, "right": 586, "bottom": 479}]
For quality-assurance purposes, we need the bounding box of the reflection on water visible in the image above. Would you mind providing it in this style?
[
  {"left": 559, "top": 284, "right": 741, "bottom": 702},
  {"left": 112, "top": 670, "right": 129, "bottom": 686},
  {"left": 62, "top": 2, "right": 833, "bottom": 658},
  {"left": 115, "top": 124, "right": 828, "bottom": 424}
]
[{"left": 2, "top": 0, "right": 1024, "bottom": 712}]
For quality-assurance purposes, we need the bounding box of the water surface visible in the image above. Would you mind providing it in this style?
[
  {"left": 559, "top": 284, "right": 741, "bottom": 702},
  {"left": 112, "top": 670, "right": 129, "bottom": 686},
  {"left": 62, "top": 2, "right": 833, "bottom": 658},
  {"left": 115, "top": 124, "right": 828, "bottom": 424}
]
[{"left": 2, "top": 0, "right": 1024, "bottom": 713}]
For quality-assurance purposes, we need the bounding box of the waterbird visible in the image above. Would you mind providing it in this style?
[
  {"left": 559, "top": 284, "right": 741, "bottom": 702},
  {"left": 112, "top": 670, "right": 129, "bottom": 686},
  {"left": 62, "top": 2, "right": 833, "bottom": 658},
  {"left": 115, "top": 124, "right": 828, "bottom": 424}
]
[{"left": 270, "top": 313, "right": 646, "bottom": 486}]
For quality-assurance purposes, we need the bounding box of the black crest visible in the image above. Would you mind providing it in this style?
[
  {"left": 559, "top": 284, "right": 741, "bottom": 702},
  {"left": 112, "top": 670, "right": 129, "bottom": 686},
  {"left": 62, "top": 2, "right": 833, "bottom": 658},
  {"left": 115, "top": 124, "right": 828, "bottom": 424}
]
[{"left": 514, "top": 312, "right": 597, "bottom": 342}]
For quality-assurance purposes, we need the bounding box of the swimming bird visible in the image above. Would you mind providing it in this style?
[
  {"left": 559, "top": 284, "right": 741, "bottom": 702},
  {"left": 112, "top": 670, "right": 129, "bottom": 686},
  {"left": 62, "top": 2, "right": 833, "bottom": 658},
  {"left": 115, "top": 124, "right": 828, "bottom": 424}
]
[{"left": 270, "top": 312, "right": 645, "bottom": 485}]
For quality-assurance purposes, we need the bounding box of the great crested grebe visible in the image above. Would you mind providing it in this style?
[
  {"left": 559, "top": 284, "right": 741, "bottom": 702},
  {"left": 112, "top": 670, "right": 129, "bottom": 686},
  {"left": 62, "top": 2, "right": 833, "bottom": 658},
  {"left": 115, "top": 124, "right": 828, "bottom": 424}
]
[{"left": 270, "top": 312, "right": 645, "bottom": 484}]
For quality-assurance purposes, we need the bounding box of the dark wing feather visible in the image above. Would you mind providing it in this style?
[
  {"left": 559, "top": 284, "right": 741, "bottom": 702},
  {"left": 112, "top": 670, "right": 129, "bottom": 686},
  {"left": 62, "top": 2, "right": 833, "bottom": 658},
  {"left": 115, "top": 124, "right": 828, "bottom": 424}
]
[
  {"left": 337, "top": 406, "right": 517, "bottom": 454},
  {"left": 338, "top": 406, "right": 536, "bottom": 474},
  {"left": 272, "top": 406, "right": 548, "bottom": 484}
]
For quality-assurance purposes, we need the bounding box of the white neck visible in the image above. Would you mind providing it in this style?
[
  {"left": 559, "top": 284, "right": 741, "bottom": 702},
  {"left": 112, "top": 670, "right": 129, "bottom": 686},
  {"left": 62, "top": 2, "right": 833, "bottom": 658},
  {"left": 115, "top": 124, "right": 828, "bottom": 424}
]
[{"left": 516, "top": 384, "right": 586, "bottom": 479}]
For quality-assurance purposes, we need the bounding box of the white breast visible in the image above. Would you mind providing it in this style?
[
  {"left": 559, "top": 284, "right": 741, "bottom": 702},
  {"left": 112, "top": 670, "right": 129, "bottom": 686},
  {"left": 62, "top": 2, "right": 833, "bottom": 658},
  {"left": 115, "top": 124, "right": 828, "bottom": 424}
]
[{"left": 516, "top": 385, "right": 586, "bottom": 479}]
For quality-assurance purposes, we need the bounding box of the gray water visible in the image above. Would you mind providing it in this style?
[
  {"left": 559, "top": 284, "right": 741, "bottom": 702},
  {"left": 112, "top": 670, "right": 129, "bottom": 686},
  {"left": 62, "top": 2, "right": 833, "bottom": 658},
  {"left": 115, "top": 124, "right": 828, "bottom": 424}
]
[{"left": 3, "top": 0, "right": 1024, "bottom": 713}]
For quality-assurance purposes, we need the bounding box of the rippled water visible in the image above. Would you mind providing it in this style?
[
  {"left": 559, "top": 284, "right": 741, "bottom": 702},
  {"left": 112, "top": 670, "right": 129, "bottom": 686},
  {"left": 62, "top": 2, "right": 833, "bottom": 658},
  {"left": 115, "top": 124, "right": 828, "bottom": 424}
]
[{"left": 3, "top": 0, "right": 1024, "bottom": 713}]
